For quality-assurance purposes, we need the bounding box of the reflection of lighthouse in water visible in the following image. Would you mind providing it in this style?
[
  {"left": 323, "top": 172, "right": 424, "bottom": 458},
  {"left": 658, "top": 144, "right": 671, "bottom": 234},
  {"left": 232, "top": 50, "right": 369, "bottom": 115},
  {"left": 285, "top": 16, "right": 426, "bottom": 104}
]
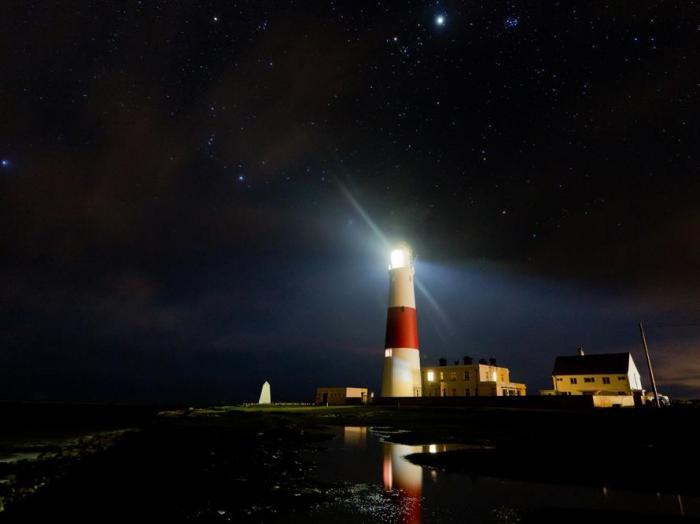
[{"left": 382, "top": 442, "right": 422, "bottom": 524}]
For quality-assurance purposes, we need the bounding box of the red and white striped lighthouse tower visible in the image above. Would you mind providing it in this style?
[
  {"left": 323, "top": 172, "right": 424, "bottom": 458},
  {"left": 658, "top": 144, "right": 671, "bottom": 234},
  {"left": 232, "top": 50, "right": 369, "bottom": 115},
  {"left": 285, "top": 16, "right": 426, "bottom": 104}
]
[{"left": 381, "top": 244, "right": 422, "bottom": 397}]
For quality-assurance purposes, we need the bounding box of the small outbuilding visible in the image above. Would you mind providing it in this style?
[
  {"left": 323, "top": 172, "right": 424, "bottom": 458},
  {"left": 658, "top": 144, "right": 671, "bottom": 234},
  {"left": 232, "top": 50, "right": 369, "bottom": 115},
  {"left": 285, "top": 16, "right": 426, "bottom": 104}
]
[{"left": 315, "top": 387, "right": 369, "bottom": 405}]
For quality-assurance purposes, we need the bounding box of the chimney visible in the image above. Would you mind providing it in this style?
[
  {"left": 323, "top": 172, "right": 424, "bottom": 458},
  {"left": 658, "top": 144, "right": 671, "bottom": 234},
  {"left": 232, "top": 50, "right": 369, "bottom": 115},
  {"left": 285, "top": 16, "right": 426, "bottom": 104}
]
[
  {"left": 439, "top": 358, "right": 447, "bottom": 367},
  {"left": 577, "top": 347, "right": 585, "bottom": 356},
  {"left": 489, "top": 357, "right": 497, "bottom": 366},
  {"left": 478, "top": 358, "right": 487, "bottom": 365},
  {"left": 454, "top": 360, "right": 460, "bottom": 366},
  {"left": 463, "top": 355, "right": 473, "bottom": 365}
]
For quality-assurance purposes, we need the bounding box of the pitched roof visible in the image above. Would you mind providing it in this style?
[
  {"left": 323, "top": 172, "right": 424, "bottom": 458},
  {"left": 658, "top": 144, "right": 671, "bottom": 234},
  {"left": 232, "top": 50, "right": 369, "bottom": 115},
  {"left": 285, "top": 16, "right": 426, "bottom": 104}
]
[{"left": 552, "top": 352, "right": 631, "bottom": 376}]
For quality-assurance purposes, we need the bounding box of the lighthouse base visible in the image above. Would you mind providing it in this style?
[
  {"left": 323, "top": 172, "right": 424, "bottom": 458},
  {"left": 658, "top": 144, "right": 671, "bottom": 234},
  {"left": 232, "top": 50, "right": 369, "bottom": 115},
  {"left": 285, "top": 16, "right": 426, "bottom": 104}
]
[{"left": 381, "top": 348, "right": 422, "bottom": 397}]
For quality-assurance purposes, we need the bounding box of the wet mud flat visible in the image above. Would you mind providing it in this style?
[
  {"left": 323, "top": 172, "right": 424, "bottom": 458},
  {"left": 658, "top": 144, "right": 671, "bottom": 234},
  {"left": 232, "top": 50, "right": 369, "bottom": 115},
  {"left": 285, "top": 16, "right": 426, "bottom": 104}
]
[
  {"left": 0, "top": 406, "right": 337, "bottom": 522},
  {"left": 1, "top": 404, "right": 700, "bottom": 523}
]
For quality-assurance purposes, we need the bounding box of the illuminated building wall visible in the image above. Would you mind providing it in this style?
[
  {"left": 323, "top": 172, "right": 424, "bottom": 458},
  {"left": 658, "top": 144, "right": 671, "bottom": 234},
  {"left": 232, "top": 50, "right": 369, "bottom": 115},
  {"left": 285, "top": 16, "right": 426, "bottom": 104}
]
[
  {"left": 315, "top": 387, "right": 369, "bottom": 405},
  {"left": 421, "top": 362, "right": 527, "bottom": 397}
]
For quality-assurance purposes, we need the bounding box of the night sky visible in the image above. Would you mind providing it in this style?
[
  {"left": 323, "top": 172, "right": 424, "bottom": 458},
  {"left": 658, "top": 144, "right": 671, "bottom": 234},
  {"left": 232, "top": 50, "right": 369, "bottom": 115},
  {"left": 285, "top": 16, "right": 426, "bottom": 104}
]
[{"left": 2, "top": 2, "right": 700, "bottom": 403}]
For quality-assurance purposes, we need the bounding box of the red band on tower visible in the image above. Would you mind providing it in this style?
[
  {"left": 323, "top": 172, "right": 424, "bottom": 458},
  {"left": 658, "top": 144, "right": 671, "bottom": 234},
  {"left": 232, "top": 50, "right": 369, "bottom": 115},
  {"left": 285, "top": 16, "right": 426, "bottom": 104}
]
[{"left": 384, "top": 307, "right": 419, "bottom": 349}]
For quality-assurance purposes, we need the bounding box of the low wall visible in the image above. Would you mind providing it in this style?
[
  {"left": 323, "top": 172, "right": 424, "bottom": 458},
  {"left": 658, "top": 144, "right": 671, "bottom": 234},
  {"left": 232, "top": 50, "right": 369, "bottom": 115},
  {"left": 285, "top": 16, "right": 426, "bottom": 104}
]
[
  {"left": 592, "top": 395, "right": 635, "bottom": 408},
  {"left": 372, "top": 395, "right": 596, "bottom": 410}
]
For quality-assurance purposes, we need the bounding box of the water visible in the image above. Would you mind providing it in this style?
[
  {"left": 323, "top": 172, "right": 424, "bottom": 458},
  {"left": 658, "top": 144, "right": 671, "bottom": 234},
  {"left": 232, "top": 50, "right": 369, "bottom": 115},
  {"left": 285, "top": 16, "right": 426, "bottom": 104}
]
[{"left": 305, "top": 426, "right": 698, "bottom": 523}]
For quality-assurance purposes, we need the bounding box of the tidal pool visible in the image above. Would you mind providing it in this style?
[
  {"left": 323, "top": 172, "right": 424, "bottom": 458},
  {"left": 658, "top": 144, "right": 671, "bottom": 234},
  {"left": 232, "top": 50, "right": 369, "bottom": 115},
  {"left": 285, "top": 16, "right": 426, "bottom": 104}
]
[{"left": 302, "top": 426, "right": 698, "bottom": 523}]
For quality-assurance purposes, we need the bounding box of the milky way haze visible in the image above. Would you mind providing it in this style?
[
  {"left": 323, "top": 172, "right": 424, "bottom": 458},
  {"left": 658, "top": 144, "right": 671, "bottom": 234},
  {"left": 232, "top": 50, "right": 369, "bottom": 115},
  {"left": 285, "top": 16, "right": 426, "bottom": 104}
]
[{"left": 1, "top": 2, "right": 699, "bottom": 402}]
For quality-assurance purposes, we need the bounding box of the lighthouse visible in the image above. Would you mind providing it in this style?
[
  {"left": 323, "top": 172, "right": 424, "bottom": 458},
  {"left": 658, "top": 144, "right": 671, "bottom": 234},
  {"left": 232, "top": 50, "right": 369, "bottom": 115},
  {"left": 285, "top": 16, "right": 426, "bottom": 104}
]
[{"left": 381, "top": 244, "right": 422, "bottom": 397}]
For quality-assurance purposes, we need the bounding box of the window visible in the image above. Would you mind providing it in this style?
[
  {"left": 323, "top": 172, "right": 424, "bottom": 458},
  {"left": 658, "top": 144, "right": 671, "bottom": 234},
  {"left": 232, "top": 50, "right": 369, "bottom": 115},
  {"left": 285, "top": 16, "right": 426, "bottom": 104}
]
[
  {"left": 584, "top": 377, "right": 594, "bottom": 383},
  {"left": 463, "top": 371, "right": 469, "bottom": 381},
  {"left": 570, "top": 378, "right": 578, "bottom": 384},
  {"left": 452, "top": 388, "right": 457, "bottom": 396},
  {"left": 556, "top": 377, "right": 563, "bottom": 382},
  {"left": 465, "top": 389, "right": 470, "bottom": 396},
  {"left": 602, "top": 377, "right": 611, "bottom": 384},
  {"left": 617, "top": 376, "right": 626, "bottom": 381},
  {"left": 385, "top": 349, "right": 392, "bottom": 358},
  {"left": 427, "top": 371, "right": 435, "bottom": 382},
  {"left": 440, "top": 372, "right": 444, "bottom": 380},
  {"left": 449, "top": 372, "right": 457, "bottom": 381}
]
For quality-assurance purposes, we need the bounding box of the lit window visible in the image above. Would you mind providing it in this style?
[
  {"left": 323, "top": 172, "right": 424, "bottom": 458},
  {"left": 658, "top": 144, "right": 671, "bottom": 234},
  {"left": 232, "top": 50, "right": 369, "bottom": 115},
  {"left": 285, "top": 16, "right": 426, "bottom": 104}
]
[
  {"left": 602, "top": 377, "right": 611, "bottom": 384},
  {"left": 449, "top": 372, "right": 457, "bottom": 381},
  {"left": 427, "top": 371, "right": 435, "bottom": 382},
  {"left": 385, "top": 349, "right": 392, "bottom": 358}
]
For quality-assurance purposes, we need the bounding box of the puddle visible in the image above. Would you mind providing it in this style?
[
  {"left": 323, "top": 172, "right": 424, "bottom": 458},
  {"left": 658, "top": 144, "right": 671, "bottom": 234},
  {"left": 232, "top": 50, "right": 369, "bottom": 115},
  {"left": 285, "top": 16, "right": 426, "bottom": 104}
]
[{"left": 302, "top": 426, "right": 699, "bottom": 523}]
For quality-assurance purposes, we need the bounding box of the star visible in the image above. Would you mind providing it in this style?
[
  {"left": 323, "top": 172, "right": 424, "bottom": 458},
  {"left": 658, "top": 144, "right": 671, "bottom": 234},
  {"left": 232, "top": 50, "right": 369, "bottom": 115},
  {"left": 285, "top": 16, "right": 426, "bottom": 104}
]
[
  {"left": 1, "top": 159, "right": 10, "bottom": 168},
  {"left": 504, "top": 17, "right": 519, "bottom": 29},
  {"left": 435, "top": 14, "right": 446, "bottom": 27},
  {"left": 212, "top": 16, "right": 219, "bottom": 22}
]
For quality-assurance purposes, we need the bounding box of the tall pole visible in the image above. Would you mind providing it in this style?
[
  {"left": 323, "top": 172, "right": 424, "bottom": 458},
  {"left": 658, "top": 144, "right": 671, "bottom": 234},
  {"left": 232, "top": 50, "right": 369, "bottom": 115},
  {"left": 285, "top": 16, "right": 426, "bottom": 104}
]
[{"left": 639, "top": 321, "right": 660, "bottom": 408}]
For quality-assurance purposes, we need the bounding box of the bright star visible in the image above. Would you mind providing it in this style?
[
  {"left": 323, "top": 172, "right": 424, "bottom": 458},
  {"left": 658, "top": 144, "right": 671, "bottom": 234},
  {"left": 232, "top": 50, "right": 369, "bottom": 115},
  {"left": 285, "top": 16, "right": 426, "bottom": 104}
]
[
  {"left": 1, "top": 159, "right": 9, "bottom": 168},
  {"left": 213, "top": 16, "right": 219, "bottom": 22},
  {"left": 435, "top": 14, "right": 446, "bottom": 27},
  {"left": 504, "top": 17, "right": 519, "bottom": 29},
  {"left": 238, "top": 175, "right": 245, "bottom": 182}
]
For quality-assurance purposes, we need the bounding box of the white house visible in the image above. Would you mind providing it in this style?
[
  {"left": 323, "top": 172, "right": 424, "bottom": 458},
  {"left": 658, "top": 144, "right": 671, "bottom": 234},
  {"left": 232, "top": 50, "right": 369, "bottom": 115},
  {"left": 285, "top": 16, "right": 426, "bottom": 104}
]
[{"left": 541, "top": 349, "right": 644, "bottom": 407}]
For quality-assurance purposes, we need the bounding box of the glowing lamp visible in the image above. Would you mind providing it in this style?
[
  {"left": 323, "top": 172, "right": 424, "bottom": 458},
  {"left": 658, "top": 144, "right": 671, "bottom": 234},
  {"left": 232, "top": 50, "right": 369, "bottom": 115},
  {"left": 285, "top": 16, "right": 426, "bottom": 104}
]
[{"left": 389, "top": 245, "right": 411, "bottom": 270}]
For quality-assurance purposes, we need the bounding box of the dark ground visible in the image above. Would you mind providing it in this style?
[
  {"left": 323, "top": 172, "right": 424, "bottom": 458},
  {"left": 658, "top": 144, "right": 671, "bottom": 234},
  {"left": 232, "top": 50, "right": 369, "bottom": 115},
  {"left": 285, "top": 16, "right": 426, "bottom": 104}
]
[{"left": 1, "top": 404, "right": 699, "bottom": 523}]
